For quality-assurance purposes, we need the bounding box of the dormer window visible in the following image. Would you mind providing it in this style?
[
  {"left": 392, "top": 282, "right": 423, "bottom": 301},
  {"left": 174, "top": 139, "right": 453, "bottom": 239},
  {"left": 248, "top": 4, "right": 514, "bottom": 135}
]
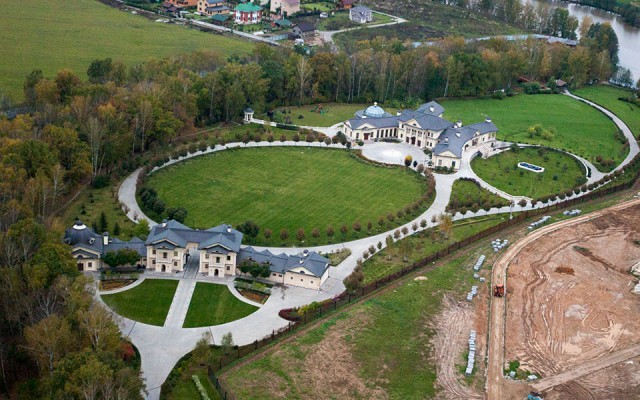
[{"left": 88, "top": 238, "right": 95, "bottom": 245}]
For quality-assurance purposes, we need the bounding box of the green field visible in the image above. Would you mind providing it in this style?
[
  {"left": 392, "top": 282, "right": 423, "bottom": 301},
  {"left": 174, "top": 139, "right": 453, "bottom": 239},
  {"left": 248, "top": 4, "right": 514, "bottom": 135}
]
[
  {"left": 448, "top": 179, "right": 510, "bottom": 212},
  {"left": 574, "top": 85, "right": 640, "bottom": 139},
  {"left": 0, "top": 0, "right": 253, "bottom": 100},
  {"left": 362, "top": 215, "right": 504, "bottom": 283},
  {"left": 274, "top": 102, "right": 397, "bottom": 127},
  {"left": 471, "top": 147, "right": 585, "bottom": 199},
  {"left": 101, "top": 279, "right": 178, "bottom": 326},
  {"left": 441, "top": 94, "right": 625, "bottom": 170},
  {"left": 145, "top": 147, "right": 430, "bottom": 245},
  {"left": 183, "top": 283, "right": 258, "bottom": 328},
  {"left": 222, "top": 252, "right": 480, "bottom": 398}
]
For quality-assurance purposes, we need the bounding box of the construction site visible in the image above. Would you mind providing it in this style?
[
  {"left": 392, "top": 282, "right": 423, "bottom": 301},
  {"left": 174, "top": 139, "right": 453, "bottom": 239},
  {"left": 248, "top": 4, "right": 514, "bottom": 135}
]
[{"left": 488, "top": 199, "right": 640, "bottom": 399}]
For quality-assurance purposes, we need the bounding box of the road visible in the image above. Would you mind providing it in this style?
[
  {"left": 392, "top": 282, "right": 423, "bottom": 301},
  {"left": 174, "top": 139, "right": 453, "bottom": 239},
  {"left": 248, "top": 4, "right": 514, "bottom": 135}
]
[
  {"left": 319, "top": 11, "right": 407, "bottom": 49},
  {"left": 532, "top": 343, "right": 640, "bottom": 392},
  {"left": 486, "top": 198, "right": 640, "bottom": 399}
]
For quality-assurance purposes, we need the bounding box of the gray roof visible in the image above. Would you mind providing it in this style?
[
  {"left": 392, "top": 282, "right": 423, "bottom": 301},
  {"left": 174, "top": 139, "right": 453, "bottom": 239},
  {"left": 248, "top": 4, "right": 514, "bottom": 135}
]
[
  {"left": 351, "top": 5, "right": 371, "bottom": 13},
  {"left": 399, "top": 111, "right": 453, "bottom": 131},
  {"left": 295, "top": 22, "right": 316, "bottom": 32},
  {"left": 64, "top": 221, "right": 147, "bottom": 258},
  {"left": 415, "top": 101, "right": 445, "bottom": 116},
  {"left": 104, "top": 237, "right": 147, "bottom": 257},
  {"left": 433, "top": 120, "right": 498, "bottom": 158},
  {"left": 145, "top": 220, "right": 243, "bottom": 252},
  {"left": 347, "top": 116, "right": 399, "bottom": 129},
  {"left": 239, "top": 247, "right": 329, "bottom": 278}
]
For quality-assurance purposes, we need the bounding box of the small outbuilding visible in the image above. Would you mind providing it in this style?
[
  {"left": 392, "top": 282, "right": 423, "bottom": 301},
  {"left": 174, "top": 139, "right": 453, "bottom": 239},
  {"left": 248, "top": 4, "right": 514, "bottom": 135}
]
[{"left": 292, "top": 21, "right": 317, "bottom": 39}]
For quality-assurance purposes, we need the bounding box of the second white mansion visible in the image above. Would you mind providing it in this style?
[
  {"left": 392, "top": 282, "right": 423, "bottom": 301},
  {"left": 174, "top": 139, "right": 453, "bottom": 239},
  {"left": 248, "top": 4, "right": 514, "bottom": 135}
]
[{"left": 344, "top": 101, "right": 498, "bottom": 170}]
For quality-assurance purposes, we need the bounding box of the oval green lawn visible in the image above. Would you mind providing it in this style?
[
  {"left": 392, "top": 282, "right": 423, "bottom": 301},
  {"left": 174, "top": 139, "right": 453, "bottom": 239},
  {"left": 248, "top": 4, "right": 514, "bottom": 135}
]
[
  {"left": 471, "top": 147, "right": 585, "bottom": 199},
  {"left": 442, "top": 94, "right": 625, "bottom": 171},
  {"left": 146, "top": 147, "right": 430, "bottom": 245}
]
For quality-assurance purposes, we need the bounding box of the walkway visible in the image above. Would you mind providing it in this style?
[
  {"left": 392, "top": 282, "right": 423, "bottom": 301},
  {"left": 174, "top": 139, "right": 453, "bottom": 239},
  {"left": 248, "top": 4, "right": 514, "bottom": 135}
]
[{"left": 112, "top": 91, "right": 640, "bottom": 399}]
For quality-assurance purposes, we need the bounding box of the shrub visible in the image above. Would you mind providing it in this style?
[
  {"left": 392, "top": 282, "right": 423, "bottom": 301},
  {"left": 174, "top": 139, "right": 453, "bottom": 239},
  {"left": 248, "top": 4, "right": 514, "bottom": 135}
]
[
  {"left": 393, "top": 229, "right": 401, "bottom": 239},
  {"left": 518, "top": 199, "right": 528, "bottom": 207},
  {"left": 404, "top": 155, "right": 412, "bottom": 167},
  {"left": 188, "top": 143, "right": 198, "bottom": 154},
  {"left": 420, "top": 219, "right": 427, "bottom": 228},
  {"left": 368, "top": 245, "right": 375, "bottom": 254},
  {"left": 92, "top": 175, "right": 110, "bottom": 188}
]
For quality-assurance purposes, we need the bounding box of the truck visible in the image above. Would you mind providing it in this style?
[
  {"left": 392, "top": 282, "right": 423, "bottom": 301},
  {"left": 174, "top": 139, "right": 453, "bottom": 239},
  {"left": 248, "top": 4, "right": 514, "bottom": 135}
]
[
  {"left": 527, "top": 392, "right": 543, "bottom": 400},
  {"left": 493, "top": 284, "right": 505, "bottom": 297}
]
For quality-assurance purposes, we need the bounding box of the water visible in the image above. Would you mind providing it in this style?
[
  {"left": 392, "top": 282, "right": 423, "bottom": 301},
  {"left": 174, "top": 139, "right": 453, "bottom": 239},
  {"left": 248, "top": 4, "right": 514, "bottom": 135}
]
[{"left": 525, "top": 0, "right": 640, "bottom": 84}]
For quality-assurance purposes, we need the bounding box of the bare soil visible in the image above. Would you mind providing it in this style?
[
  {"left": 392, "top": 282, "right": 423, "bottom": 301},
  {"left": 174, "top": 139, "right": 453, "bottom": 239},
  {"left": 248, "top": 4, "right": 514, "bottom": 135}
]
[
  {"left": 432, "top": 296, "right": 484, "bottom": 399},
  {"left": 99, "top": 279, "right": 136, "bottom": 291},
  {"left": 546, "top": 355, "right": 640, "bottom": 399},
  {"left": 505, "top": 204, "right": 640, "bottom": 398}
]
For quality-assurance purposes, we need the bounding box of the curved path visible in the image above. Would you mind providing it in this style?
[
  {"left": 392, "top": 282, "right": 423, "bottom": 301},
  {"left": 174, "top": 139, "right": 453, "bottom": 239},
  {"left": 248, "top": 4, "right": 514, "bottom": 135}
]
[{"left": 113, "top": 91, "right": 638, "bottom": 399}]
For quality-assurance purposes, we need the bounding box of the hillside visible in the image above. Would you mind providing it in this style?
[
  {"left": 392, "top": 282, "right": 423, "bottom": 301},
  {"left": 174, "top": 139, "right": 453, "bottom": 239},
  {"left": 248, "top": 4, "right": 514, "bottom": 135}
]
[{"left": 0, "top": 0, "right": 253, "bottom": 101}]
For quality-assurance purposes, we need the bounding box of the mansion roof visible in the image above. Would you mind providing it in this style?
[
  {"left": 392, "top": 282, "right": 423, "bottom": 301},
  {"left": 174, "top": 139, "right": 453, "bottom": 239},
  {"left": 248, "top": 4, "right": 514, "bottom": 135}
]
[
  {"left": 433, "top": 119, "right": 498, "bottom": 158},
  {"left": 239, "top": 247, "right": 329, "bottom": 278},
  {"left": 146, "top": 220, "right": 243, "bottom": 252},
  {"left": 64, "top": 220, "right": 146, "bottom": 257}
]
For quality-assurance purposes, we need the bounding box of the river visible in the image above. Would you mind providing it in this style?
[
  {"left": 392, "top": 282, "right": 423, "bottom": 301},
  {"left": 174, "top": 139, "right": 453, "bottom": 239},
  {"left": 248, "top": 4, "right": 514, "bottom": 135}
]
[{"left": 525, "top": 0, "right": 640, "bottom": 84}]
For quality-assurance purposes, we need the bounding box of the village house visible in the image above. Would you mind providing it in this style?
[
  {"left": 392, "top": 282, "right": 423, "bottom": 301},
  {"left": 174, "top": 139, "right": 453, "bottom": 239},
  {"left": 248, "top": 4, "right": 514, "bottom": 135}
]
[
  {"left": 197, "top": 0, "right": 230, "bottom": 16},
  {"left": 270, "top": 0, "right": 300, "bottom": 17},
  {"left": 292, "top": 22, "right": 317, "bottom": 39},
  {"left": 63, "top": 221, "right": 147, "bottom": 271},
  {"left": 343, "top": 101, "right": 498, "bottom": 170},
  {"left": 349, "top": 5, "right": 373, "bottom": 23},
  {"left": 234, "top": 2, "right": 263, "bottom": 24},
  {"left": 339, "top": 0, "right": 355, "bottom": 10}
]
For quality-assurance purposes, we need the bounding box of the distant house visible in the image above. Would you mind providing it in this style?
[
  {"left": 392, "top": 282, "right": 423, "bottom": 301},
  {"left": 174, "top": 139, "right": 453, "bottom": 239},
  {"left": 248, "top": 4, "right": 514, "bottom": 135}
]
[
  {"left": 349, "top": 5, "right": 372, "bottom": 23},
  {"left": 234, "top": 2, "right": 263, "bottom": 24},
  {"left": 274, "top": 18, "right": 292, "bottom": 28},
  {"left": 292, "top": 21, "right": 316, "bottom": 39},
  {"left": 270, "top": 0, "right": 300, "bottom": 17},
  {"left": 197, "top": 0, "right": 230, "bottom": 16},
  {"left": 211, "top": 13, "right": 230, "bottom": 25},
  {"left": 160, "top": 2, "right": 182, "bottom": 16},
  {"left": 340, "top": 0, "right": 355, "bottom": 10},
  {"left": 168, "top": 0, "right": 197, "bottom": 7}
]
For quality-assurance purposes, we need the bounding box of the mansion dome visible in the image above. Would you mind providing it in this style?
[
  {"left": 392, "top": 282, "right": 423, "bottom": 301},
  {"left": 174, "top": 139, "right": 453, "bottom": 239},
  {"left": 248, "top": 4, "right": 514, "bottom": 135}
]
[{"left": 355, "top": 102, "right": 393, "bottom": 119}]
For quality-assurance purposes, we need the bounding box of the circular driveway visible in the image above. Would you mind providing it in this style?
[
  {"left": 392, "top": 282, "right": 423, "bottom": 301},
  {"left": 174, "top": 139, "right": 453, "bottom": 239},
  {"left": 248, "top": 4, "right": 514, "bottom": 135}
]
[{"left": 360, "top": 142, "right": 429, "bottom": 166}]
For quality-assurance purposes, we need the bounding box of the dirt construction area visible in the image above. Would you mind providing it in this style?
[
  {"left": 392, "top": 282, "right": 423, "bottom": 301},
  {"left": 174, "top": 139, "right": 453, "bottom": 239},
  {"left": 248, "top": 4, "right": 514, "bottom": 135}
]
[{"left": 503, "top": 201, "right": 640, "bottom": 398}]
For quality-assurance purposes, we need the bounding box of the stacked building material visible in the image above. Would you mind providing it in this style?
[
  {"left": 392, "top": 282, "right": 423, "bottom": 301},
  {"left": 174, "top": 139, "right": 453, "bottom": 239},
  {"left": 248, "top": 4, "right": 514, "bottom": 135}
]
[
  {"left": 466, "top": 330, "right": 477, "bottom": 376},
  {"left": 528, "top": 216, "right": 551, "bottom": 230},
  {"left": 473, "top": 255, "right": 486, "bottom": 271}
]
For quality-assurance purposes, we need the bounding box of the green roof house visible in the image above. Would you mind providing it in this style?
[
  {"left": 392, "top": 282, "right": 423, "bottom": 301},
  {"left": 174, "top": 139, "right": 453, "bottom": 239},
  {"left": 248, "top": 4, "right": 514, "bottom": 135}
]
[{"left": 234, "top": 2, "right": 263, "bottom": 24}]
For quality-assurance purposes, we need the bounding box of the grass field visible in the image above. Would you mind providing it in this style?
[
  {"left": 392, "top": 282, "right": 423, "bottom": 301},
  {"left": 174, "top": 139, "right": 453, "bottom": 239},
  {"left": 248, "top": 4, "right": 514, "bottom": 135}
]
[
  {"left": 145, "top": 147, "right": 430, "bottom": 245},
  {"left": 62, "top": 184, "right": 140, "bottom": 240},
  {"left": 471, "top": 147, "right": 585, "bottom": 199},
  {"left": 163, "top": 347, "right": 225, "bottom": 400},
  {"left": 574, "top": 85, "right": 640, "bottom": 139},
  {"left": 273, "top": 103, "right": 396, "bottom": 127},
  {"left": 441, "top": 94, "right": 625, "bottom": 170},
  {"left": 101, "top": 279, "right": 178, "bottom": 326},
  {"left": 448, "top": 179, "right": 510, "bottom": 211},
  {"left": 222, "top": 251, "right": 478, "bottom": 398},
  {"left": 183, "top": 283, "right": 258, "bottom": 328},
  {"left": 362, "top": 215, "right": 504, "bottom": 283},
  {"left": 0, "top": 0, "right": 253, "bottom": 101}
]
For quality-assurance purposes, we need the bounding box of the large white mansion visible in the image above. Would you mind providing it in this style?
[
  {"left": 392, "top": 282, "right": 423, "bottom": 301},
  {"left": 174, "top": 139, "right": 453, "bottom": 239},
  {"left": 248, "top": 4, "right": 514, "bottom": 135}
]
[
  {"left": 344, "top": 101, "right": 498, "bottom": 170},
  {"left": 64, "top": 219, "right": 330, "bottom": 290}
]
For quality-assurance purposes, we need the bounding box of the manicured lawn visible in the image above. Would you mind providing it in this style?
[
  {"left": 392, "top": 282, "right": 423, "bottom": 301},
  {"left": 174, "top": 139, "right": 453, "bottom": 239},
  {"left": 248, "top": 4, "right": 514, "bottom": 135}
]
[
  {"left": 183, "top": 283, "right": 258, "bottom": 328},
  {"left": 146, "top": 147, "right": 431, "bottom": 245},
  {"left": 222, "top": 252, "right": 478, "bottom": 398},
  {"left": 101, "top": 279, "right": 178, "bottom": 326},
  {"left": 362, "top": 215, "right": 504, "bottom": 283},
  {"left": 0, "top": 0, "right": 253, "bottom": 100},
  {"left": 273, "top": 102, "right": 398, "bottom": 127},
  {"left": 163, "top": 347, "right": 225, "bottom": 400},
  {"left": 441, "top": 94, "right": 625, "bottom": 170},
  {"left": 574, "top": 85, "right": 640, "bottom": 139},
  {"left": 448, "top": 179, "right": 510, "bottom": 211},
  {"left": 165, "top": 373, "right": 220, "bottom": 400},
  {"left": 301, "top": 2, "right": 336, "bottom": 12},
  {"left": 471, "top": 147, "right": 585, "bottom": 199}
]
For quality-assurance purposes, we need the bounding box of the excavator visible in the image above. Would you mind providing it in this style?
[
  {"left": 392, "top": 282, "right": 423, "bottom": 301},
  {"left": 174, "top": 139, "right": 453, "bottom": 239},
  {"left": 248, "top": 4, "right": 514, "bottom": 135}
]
[{"left": 493, "top": 284, "right": 505, "bottom": 297}]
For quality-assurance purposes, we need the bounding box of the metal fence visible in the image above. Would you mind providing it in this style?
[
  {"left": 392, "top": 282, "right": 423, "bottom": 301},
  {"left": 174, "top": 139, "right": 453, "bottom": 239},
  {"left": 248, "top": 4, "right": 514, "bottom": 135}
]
[{"left": 205, "top": 168, "right": 640, "bottom": 399}]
